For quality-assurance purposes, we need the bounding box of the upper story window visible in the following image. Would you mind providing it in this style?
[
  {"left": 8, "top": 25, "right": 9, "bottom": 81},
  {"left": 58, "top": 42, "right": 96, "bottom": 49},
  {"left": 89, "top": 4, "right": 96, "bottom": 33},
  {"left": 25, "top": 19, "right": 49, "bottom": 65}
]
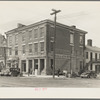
[
  {"left": 80, "top": 35, "right": 83, "bottom": 44},
  {"left": 71, "top": 46, "right": 74, "bottom": 54},
  {"left": 80, "top": 47, "right": 83, "bottom": 55},
  {"left": 22, "top": 45, "right": 25, "bottom": 54},
  {"left": 70, "top": 33, "right": 74, "bottom": 44},
  {"left": 9, "top": 35, "right": 12, "bottom": 46},
  {"left": 9, "top": 48, "right": 12, "bottom": 55},
  {"left": 34, "top": 29, "right": 38, "bottom": 39},
  {"left": 22, "top": 32, "right": 25, "bottom": 42},
  {"left": 86, "top": 52, "right": 88, "bottom": 59},
  {"left": 40, "top": 42, "right": 44, "bottom": 51},
  {"left": 15, "top": 46, "right": 18, "bottom": 55},
  {"left": 95, "top": 53, "right": 97, "bottom": 61},
  {"left": 28, "top": 30, "right": 32, "bottom": 40},
  {"left": 29, "top": 44, "right": 32, "bottom": 53},
  {"left": 40, "top": 27, "right": 44, "bottom": 37},
  {"left": 34, "top": 43, "right": 38, "bottom": 53},
  {"left": 51, "top": 42, "right": 53, "bottom": 51},
  {"left": 15, "top": 34, "right": 18, "bottom": 45}
]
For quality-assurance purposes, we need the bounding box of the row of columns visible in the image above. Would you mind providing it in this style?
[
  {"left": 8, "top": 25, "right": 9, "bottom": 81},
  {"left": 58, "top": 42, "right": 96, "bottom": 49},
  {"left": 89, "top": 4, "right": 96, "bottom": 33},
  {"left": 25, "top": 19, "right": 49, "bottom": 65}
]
[{"left": 22, "top": 58, "right": 47, "bottom": 75}]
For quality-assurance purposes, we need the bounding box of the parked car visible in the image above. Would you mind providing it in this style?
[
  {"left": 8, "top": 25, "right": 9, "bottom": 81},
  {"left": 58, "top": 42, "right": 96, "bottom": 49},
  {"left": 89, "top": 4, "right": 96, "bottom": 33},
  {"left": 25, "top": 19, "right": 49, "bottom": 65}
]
[
  {"left": 80, "top": 71, "right": 97, "bottom": 78},
  {"left": 10, "top": 68, "right": 20, "bottom": 77},
  {"left": 0, "top": 68, "right": 11, "bottom": 76},
  {"left": 0, "top": 68, "right": 20, "bottom": 77}
]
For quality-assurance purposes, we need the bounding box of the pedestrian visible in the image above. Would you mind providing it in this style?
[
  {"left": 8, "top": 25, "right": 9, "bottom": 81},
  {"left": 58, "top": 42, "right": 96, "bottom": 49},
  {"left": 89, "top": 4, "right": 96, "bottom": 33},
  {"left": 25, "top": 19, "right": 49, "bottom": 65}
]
[{"left": 57, "top": 68, "right": 60, "bottom": 77}]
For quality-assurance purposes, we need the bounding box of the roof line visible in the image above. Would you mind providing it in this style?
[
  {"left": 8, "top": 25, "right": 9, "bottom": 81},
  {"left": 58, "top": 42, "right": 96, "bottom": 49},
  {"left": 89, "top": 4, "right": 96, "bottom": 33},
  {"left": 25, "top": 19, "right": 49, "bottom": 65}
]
[{"left": 6, "top": 19, "right": 87, "bottom": 34}]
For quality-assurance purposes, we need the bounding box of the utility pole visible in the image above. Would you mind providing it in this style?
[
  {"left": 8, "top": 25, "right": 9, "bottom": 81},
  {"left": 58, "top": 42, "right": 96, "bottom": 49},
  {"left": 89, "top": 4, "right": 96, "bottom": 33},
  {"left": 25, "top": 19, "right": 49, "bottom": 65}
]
[{"left": 50, "top": 9, "right": 61, "bottom": 78}]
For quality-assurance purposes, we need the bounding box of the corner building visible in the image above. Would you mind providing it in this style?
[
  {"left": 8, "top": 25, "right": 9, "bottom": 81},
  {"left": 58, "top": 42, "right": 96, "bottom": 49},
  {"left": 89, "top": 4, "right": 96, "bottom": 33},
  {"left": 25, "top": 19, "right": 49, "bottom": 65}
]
[{"left": 6, "top": 20, "right": 87, "bottom": 75}]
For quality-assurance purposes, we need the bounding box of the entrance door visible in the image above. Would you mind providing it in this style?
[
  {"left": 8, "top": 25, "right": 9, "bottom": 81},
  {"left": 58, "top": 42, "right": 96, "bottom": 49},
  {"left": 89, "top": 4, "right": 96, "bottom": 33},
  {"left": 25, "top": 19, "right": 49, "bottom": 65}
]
[
  {"left": 29, "top": 60, "right": 32, "bottom": 74},
  {"left": 51, "top": 59, "right": 53, "bottom": 70},
  {"left": 21, "top": 60, "right": 26, "bottom": 72},
  {"left": 34, "top": 59, "right": 38, "bottom": 75},
  {"left": 40, "top": 59, "right": 44, "bottom": 74}
]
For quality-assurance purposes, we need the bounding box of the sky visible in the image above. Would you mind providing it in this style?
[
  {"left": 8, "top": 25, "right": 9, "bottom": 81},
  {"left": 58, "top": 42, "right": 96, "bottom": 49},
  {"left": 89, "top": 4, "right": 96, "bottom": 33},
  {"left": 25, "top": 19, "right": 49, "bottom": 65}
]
[{"left": 0, "top": 1, "right": 100, "bottom": 47}]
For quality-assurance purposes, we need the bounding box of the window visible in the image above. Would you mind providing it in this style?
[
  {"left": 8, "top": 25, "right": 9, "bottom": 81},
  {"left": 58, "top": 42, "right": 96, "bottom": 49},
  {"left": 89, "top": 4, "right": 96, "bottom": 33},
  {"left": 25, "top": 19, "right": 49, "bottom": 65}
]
[
  {"left": 34, "top": 43, "right": 38, "bottom": 52},
  {"left": 40, "top": 42, "right": 44, "bottom": 51},
  {"left": 51, "top": 42, "right": 53, "bottom": 51},
  {"left": 71, "top": 46, "right": 74, "bottom": 54},
  {"left": 80, "top": 61, "right": 83, "bottom": 70},
  {"left": 22, "top": 45, "right": 25, "bottom": 54},
  {"left": 86, "top": 52, "right": 88, "bottom": 59},
  {"left": 22, "top": 32, "right": 25, "bottom": 42},
  {"left": 15, "top": 34, "right": 18, "bottom": 45},
  {"left": 95, "top": 53, "right": 97, "bottom": 61},
  {"left": 80, "top": 35, "right": 83, "bottom": 44},
  {"left": 40, "top": 27, "right": 44, "bottom": 37},
  {"left": 80, "top": 47, "right": 83, "bottom": 55},
  {"left": 90, "top": 64, "right": 92, "bottom": 70},
  {"left": 70, "top": 33, "right": 74, "bottom": 44},
  {"left": 9, "top": 36, "right": 12, "bottom": 46},
  {"left": 9, "top": 48, "right": 12, "bottom": 55},
  {"left": 29, "top": 44, "right": 32, "bottom": 53},
  {"left": 15, "top": 47, "right": 18, "bottom": 55},
  {"left": 34, "top": 29, "right": 38, "bottom": 38},
  {"left": 29, "top": 30, "right": 32, "bottom": 40}
]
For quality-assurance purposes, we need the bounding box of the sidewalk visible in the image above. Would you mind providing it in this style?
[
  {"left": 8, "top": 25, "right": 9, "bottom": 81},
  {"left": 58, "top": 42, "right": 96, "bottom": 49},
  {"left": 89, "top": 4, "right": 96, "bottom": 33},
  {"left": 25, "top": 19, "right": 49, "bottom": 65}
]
[{"left": 21, "top": 74, "right": 69, "bottom": 79}]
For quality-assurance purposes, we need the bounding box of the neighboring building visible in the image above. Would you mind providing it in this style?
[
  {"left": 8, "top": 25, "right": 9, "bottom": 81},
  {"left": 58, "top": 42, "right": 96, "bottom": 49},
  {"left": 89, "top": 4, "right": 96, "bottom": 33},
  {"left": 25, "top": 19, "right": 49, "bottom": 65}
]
[
  {"left": 85, "top": 39, "right": 100, "bottom": 74},
  {"left": 5, "top": 19, "right": 87, "bottom": 75},
  {"left": 0, "top": 34, "right": 7, "bottom": 70}
]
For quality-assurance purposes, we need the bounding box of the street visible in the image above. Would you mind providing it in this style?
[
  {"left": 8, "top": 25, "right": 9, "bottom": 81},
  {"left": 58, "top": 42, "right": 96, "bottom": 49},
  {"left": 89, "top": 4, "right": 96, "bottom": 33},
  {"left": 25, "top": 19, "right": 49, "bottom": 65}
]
[{"left": 0, "top": 76, "right": 100, "bottom": 87}]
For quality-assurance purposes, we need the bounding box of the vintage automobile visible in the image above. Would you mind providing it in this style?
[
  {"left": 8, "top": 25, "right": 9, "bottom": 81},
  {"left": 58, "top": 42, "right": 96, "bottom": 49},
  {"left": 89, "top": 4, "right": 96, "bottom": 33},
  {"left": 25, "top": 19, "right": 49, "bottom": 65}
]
[
  {"left": 80, "top": 71, "right": 97, "bottom": 78},
  {"left": 0, "top": 68, "right": 20, "bottom": 77},
  {"left": 0, "top": 68, "right": 11, "bottom": 76},
  {"left": 10, "top": 68, "right": 20, "bottom": 77}
]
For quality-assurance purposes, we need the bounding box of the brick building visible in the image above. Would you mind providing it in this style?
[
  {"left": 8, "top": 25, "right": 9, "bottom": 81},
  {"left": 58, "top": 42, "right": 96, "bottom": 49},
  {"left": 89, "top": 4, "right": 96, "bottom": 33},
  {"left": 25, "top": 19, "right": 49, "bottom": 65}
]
[
  {"left": 85, "top": 39, "right": 100, "bottom": 74},
  {"left": 5, "top": 19, "right": 87, "bottom": 75}
]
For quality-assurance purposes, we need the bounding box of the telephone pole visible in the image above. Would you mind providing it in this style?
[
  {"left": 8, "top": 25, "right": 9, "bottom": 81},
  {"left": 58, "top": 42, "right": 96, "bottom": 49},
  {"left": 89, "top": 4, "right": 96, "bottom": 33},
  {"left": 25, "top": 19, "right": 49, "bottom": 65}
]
[{"left": 50, "top": 9, "right": 61, "bottom": 78}]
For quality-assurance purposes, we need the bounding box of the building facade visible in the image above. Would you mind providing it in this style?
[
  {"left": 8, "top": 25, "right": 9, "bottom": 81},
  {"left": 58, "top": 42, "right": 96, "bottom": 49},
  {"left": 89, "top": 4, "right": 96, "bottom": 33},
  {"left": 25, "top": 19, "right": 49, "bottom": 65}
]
[
  {"left": 85, "top": 39, "right": 100, "bottom": 74},
  {"left": 6, "top": 19, "right": 87, "bottom": 75},
  {"left": 0, "top": 34, "right": 7, "bottom": 70}
]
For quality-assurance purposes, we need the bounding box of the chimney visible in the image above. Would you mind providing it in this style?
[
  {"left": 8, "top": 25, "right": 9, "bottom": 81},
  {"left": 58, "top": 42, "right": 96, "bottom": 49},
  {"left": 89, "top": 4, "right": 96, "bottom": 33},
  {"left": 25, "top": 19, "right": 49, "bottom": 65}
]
[
  {"left": 17, "top": 23, "right": 25, "bottom": 28},
  {"left": 87, "top": 39, "right": 92, "bottom": 46},
  {"left": 71, "top": 25, "right": 76, "bottom": 28}
]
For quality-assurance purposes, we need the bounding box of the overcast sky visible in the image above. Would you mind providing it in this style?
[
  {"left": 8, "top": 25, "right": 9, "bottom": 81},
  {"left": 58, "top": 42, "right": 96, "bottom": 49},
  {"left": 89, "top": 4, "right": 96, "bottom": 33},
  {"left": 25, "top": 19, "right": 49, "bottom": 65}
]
[{"left": 0, "top": 1, "right": 100, "bottom": 46}]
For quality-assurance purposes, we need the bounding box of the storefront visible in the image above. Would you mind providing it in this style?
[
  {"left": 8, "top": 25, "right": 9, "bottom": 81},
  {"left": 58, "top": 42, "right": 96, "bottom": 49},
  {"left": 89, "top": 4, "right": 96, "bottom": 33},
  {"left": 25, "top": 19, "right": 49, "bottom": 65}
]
[{"left": 7, "top": 57, "right": 19, "bottom": 68}]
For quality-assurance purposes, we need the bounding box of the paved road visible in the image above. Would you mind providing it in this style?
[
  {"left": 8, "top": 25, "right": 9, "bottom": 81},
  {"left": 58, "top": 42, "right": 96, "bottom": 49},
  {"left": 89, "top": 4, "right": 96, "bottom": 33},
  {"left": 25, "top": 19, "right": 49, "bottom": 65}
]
[{"left": 0, "top": 76, "right": 100, "bottom": 87}]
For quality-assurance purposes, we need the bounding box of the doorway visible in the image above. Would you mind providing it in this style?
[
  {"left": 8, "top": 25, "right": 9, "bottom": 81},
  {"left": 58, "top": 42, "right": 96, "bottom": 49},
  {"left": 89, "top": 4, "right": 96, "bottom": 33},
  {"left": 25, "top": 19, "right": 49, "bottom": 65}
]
[
  {"left": 28, "top": 60, "right": 32, "bottom": 74},
  {"left": 21, "top": 60, "right": 26, "bottom": 72},
  {"left": 34, "top": 59, "right": 38, "bottom": 75},
  {"left": 40, "top": 59, "right": 44, "bottom": 74}
]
